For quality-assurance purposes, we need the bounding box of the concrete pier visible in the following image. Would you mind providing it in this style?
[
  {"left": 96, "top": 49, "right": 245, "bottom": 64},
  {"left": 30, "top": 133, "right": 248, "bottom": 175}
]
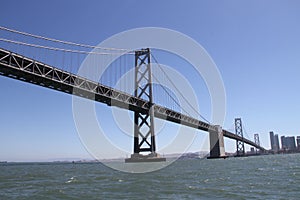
[
  {"left": 207, "top": 125, "right": 227, "bottom": 159},
  {"left": 125, "top": 153, "right": 166, "bottom": 163}
]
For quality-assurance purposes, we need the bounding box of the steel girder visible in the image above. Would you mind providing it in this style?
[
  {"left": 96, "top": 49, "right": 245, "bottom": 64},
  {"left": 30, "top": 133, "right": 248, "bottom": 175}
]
[
  {"left": 0, "top": 48, "right": 266, "bottom": 152},
  {"left": 0, "top": 48, "right": 150, "bottom": 113}
]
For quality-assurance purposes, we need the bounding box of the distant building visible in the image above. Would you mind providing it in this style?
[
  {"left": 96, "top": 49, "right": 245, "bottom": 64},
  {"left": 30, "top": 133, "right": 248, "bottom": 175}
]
[
  {"left": 297, "top": 136, "right": 300, "bottom": 150},
  {"left": 281, "top": 136, "right": 296, "bottom": 151},
  {"left": 270, "top": 131, "right": 275, "bottom": 151},
  {"left": 274, "top": 134, "right": 280, "bottom": 152},
  {"left": 269, "top": 132, "right": 279, "bottom": 152},
  {"left": 286, "top": 136, "right": 296, "bottom": 150},
  {"left": 281, "top": 136, "right": 287, "bottom": 150}
]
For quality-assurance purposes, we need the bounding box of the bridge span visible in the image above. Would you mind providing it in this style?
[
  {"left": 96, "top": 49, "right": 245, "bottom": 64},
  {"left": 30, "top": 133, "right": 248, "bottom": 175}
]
[{"left": 0, "top": 47, "right": 266, "bottom": 161}]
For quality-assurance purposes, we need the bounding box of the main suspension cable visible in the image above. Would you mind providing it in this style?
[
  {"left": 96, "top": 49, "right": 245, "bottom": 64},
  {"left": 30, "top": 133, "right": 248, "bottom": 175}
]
[
  {"left": 0, "top": 38, "right": 133, "bottom": 55},
  {"left": 151, "top": 53, "right": 211, "bottom": 124},
  {"left": 0, "top": 25, "right": 130, "bottom": 51}
]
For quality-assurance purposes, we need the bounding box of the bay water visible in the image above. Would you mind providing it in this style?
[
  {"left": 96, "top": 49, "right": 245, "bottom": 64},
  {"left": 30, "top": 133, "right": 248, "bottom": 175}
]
[{"left": 0, "top": 154, "right": 299, "bottom": 199}]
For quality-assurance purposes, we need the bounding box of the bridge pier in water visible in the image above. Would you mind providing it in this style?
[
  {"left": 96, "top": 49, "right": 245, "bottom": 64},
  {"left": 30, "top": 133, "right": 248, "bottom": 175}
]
[
  {"left": 207, "top": 125, "right": 227, "bottom": 159},
  {"left": 125, "top": 48, "right": 166, "bottom": 163}
]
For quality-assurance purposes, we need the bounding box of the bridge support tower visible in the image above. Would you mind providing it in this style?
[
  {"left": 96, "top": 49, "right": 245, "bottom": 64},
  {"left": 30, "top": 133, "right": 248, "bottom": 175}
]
[
  {"left": 207, "top": 125, "right": 227, "bottom": 159},
  {"left": 125, "top": 48, "right": 166, "bottom": 163},
  {"left": 254, "top": 133, "right": 260, "bottom": 154},
  {"left": 235, "top": 118, "right": 245, "bottom": 157}
]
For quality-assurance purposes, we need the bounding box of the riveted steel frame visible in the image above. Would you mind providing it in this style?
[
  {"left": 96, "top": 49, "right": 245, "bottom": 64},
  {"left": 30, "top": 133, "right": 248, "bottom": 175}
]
[
  {"left": 133, "top": 48, "right": 156, "bottom": 154},
  {"left": 0, "top": 48, "right": 266, "bottom": 152},
  {"left": 235, "top": 118, "right": 245, "bottom": 156}
]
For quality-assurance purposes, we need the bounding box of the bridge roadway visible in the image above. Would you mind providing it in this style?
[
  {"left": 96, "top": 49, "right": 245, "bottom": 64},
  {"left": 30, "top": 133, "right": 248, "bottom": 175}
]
[{"left": 0, "top": 48, "right": 266, "bottom": 151}]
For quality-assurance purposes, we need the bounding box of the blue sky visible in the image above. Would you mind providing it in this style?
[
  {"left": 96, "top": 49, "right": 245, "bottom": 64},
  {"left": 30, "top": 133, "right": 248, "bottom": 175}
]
[{"left": 0, "top": 0, "right": 300, "bottom": 161}]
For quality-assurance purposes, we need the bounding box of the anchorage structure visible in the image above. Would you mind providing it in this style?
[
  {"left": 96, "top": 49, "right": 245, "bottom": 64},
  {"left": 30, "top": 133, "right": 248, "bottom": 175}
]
[
  {"left": 235, "top": 118, "right": 245, "bottom": 156},
  {"left": 125, "top": 48, "right": 166, "bottom": 162}
]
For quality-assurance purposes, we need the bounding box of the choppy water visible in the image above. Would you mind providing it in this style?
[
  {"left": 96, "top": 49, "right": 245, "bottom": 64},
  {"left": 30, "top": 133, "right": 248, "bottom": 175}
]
[{"left": 0, "top": 154, "right": 299, "bottom": 199}]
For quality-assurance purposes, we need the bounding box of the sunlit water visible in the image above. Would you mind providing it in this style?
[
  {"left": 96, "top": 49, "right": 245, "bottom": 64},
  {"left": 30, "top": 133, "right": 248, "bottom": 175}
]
[{"left": 0, "top": 154, "right": 299, "bottom": 199}]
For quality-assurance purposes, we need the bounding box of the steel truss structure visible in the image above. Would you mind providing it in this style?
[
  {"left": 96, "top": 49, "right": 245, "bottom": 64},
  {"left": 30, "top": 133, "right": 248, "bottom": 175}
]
[
  {"left": 235, "top": 118, "right": 245, "bottom": 156},
  {"left": 254, "top": 133, "right": 260, "bottom": 153},
  {"left": 133, "top": 49, "right": 156, "bottom": 154},
  {"left": 0, "top": 48, "right": 266, "bottom": 153}
]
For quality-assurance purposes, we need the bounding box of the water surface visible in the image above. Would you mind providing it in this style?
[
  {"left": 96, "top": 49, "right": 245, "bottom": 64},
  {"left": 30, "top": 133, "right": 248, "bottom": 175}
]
[{"left": 0, "top": 154, "right": 299, "bottom": 199}]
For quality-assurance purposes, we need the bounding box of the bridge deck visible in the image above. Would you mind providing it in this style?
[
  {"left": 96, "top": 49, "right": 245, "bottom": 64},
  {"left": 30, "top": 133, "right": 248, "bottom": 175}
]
[{"left": 0, "top": 48, "right": 265, "bottom": 151}]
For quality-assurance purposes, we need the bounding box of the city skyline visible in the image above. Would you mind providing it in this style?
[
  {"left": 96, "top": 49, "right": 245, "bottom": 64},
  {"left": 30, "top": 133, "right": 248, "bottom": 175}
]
[{"left": 269, "top": 131, "right": 299, "bottom": 152}]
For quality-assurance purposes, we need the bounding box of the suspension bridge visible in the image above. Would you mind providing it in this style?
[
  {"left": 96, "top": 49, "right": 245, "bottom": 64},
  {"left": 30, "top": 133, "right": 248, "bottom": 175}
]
[{"left": 0, "top": 26, "right": 266, "bottom": 162}]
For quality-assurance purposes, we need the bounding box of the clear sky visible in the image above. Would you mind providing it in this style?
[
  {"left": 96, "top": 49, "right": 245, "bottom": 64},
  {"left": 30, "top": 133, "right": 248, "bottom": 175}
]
[{"left": 0, "top": 0, "right": 300, "bottom": 161}]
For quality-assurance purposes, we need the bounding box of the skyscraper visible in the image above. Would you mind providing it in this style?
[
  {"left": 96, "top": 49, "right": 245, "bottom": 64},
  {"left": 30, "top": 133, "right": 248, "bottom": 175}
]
[
  {"left": 281, "top": 136, "right": 287, "bottom": 150},
  {"left": 270, "top": 131, "right": 275, "bottom": 151},
  {"left": 274, "top": 134, "right": 280, "bottom": 152},
  {"left": 286, "top": 136, "right": 296, "bottom": 150},
  {"left": 281, "top": 136, "right": 296, "bottom": 151}
]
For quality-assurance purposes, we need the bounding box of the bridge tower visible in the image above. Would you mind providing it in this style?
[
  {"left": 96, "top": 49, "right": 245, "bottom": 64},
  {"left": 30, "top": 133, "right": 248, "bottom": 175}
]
[
  {"left": 125, "top": 48, "right": 166, "bottom": 163},
  {"left": 254, "top": 133, "right": 260, "bottom": 154},
  {"left": 235, "top": 118, "right": 245, "bottom": 156}
]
